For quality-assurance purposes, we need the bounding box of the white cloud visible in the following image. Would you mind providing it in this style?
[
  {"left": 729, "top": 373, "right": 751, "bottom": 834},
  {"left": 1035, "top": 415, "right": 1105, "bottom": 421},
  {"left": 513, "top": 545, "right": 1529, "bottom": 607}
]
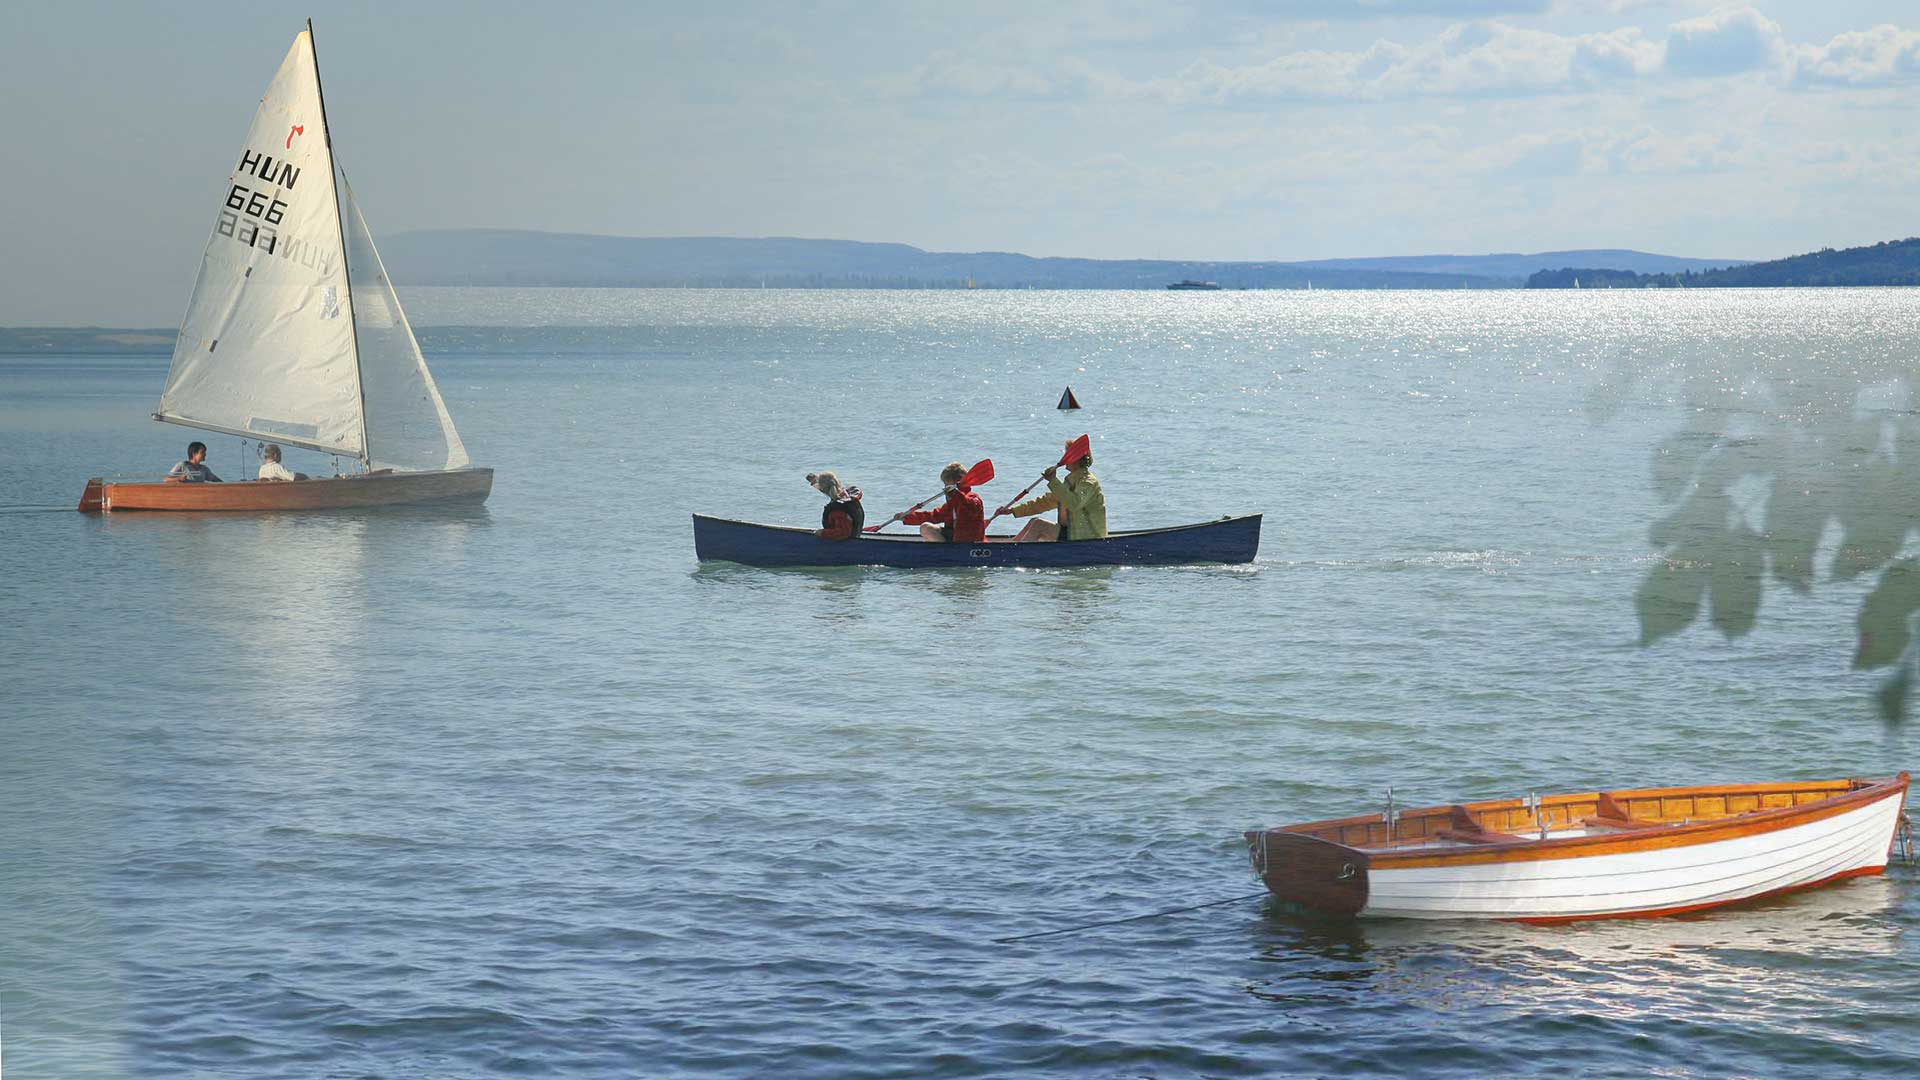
[
  {"left": 1490, "top": 131, "right": 1590, "bottom": 176},
  {"left": 1607, "top": 127, "right": 1749, "bottom": 173},
  {"left": 908, "top": 53, "right": 1066, "bottom": 99},
  {"left": 903, "top": 53, "right": 1117, "bottom": 100},
  {"left": 1483, "top": 126, "right": 1749, "bottom": 176},
  {"left": 1552, "top": 0, "right": 1715, "bottom": 13},
  {"left": 1791, "top": 141, "right": 1849, "bottom": 165},
  {"left": 1663, "top": 6, "right": 1788, "bottom": 78},
  {"left": 1794, "top": 24, "right": 1920, "bottom": 87},
  {"left": 1572, "top": 28, "right": 1666, "bottom": 83},
  {"left": 898, "top": 8, "right": 1920, "bottom": 107},
  {"left": 1129, "top": 21, "right": 1659, "bottom": 103},
  {"left": 1262, "top": 0, "right": 1552, "bottom": 15}
]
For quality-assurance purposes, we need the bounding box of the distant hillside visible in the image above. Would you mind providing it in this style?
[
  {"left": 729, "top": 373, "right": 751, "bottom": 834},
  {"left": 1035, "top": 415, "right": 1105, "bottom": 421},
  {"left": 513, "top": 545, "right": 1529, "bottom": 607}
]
[
  {"left": 1294, "top": 249, "right": 1748, "bottom": 278},
  {"left": 0, "top": 327, "right": 176, "bottom": 353},
  {"left": 378, "top": 230, "right": 1526, "bottom": 290},
  {"left": 378, "top": 232, "right": 1754, "bottom": 291},
  {"left": 1527, "top": 269, "right": 1645, "bottom": 289},
  {"left": 1529, "top": 238, "right": 1920, "bottom": 289}
]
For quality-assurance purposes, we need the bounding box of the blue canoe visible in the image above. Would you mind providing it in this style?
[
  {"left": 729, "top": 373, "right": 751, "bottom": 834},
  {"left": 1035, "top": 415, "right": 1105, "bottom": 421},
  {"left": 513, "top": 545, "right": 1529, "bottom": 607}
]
[{"left": 692, "top": 513, "right": 1261, "bottom": 568}]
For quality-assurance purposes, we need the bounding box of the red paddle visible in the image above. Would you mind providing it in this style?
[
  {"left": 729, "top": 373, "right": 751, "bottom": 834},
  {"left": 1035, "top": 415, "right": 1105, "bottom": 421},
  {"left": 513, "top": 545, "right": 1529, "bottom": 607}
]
[
  {"left": 865, "top": 458, "right": 995, "bottom": 533},
  {"left": 987, "top": 434, "right": 1090, "bottom": 522}
]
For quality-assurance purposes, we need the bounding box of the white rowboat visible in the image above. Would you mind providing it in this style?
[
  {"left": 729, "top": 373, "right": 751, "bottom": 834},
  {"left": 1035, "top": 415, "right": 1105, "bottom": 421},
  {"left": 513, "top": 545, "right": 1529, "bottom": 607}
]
[{"left": 1245, "top": 775, "right": 1910, "bottom": 922}]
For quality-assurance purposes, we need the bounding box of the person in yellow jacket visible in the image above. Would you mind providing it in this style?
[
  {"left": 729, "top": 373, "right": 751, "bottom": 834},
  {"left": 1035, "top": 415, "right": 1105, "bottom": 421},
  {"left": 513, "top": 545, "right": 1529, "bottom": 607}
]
[{"left": 998, "top": 441, "right": 1107, "bottom": 541}]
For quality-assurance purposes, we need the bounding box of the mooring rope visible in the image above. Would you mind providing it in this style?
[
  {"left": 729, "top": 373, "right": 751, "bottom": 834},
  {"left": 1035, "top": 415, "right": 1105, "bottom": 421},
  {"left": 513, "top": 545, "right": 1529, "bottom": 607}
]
[{"left": 993, "top": 891, "right": 1269, "bottom": 944}]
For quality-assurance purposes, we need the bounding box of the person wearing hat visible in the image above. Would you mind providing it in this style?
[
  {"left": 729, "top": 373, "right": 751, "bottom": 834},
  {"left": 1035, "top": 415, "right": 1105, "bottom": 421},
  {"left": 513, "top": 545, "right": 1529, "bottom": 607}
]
[
  {"left": 998, "top": 440, "right": 1106, "bottom": 542},
  {"left": 807, "top": 471, "right": 865, "bottom": 540},
  {"left": 900, "top": 461, "right": 986, "bottom": 543}
]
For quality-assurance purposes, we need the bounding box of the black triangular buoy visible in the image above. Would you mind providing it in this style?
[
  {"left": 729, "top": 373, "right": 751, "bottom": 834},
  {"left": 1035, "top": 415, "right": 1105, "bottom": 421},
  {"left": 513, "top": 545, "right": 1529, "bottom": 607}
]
[{"left": 1057, "top": 386, "right": 1081, "bottom": 410}]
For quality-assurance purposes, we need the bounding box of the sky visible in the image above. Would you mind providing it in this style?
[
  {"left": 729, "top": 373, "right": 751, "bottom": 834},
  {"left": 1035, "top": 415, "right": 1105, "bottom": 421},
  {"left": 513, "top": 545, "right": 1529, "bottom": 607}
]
[{"left": 2, "top": 0, "right": 1917, "bottom": 324}]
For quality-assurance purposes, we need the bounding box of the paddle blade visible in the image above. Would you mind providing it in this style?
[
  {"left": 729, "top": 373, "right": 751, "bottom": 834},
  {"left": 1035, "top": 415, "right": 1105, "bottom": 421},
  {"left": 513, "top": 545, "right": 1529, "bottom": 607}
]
[
  {"left": 963, "top": 458, "right": 994, "bottom": 487},
  {"left": 1058, "top": 434, "right": 1090, "bottom": 467}
]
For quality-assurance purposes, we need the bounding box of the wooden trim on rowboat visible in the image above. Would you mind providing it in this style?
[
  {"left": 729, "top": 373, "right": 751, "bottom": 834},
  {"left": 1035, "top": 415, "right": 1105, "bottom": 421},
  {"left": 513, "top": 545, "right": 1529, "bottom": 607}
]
[
  {"left": 1248, "top": 832, "right": 1370, "bottom": 917},
  {"left": 1257, "top": 774, "right": 1908, "bottom": 870}
]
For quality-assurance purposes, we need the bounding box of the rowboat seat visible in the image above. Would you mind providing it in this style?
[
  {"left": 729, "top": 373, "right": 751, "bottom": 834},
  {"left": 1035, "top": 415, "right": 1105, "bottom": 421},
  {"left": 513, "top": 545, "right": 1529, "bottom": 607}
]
[
  {"left": 1582, "top": 792, "right": 1666, "bottom": 832},
  {"left": 1581, "top": 815, "right": 1665, "bottom": 832},
  {"left": 1437, "top": 805, "right": 1529, "bottom": 844},
  {"left": 1437, "top": 828, "right": 1529, "bottom": 845}
]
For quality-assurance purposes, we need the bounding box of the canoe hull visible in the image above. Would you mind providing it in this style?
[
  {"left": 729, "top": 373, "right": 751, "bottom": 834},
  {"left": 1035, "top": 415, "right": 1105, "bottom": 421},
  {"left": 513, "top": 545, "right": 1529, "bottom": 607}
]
[
  {"left": 1247, "top": 775, "right": 1909, "bottom": 922},
  {"left": 692, "top": 513, "right": 1260, "bottom": 568},
  {"left": 79, "top": 468, "right": 493, "bottom": 513}
]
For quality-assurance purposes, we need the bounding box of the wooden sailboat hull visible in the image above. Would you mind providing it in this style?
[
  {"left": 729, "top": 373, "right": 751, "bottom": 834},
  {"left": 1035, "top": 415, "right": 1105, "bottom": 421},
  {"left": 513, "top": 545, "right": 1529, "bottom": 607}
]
[
  {"left": 78, "top": 468, "right": 492, "bottom": 513},
  {"left": 1246, "top": 775, "right": 1909, "bottom": 922}
]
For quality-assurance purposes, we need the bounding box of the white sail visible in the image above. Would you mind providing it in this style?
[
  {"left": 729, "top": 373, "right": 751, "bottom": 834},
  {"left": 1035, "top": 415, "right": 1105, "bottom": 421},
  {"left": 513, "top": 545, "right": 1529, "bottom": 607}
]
[
  {"left": 157, "top": 32, "right": 362, "bottom": 459},
  {"left": 338, "top": 171, "right": 469, "bottom": 471}
]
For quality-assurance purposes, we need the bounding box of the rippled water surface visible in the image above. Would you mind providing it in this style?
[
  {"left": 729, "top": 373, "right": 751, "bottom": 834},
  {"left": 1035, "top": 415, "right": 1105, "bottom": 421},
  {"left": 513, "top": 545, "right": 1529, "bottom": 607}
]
[{"left": 4, "top": 288, "right": 1919, "bottom": 1077}]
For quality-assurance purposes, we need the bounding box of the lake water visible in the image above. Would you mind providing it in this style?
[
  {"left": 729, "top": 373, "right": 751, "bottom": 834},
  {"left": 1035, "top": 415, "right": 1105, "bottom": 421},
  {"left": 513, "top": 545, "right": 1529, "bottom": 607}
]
[{"left": 3, "top": 288, "right": 1918, "bottom": 1077}]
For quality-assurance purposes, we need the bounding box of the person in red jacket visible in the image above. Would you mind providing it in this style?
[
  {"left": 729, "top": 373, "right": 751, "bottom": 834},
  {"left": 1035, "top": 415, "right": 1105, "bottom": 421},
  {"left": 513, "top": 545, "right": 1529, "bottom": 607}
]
[{"left": 901, "top": 461, "right": 986, "bottom": 542}]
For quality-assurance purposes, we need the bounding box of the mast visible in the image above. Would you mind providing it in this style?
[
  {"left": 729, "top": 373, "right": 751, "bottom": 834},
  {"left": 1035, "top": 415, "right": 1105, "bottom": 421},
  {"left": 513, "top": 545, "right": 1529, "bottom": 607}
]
[{"left": 307, "top": 18, "right": 371, "bottom": 470}]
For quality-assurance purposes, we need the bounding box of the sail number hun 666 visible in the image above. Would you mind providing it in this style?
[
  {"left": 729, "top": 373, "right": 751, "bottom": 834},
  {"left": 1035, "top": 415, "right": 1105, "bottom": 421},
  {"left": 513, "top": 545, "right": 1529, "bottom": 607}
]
[{"left": 218, "top": 183, "right": 286, "bottom": 253}]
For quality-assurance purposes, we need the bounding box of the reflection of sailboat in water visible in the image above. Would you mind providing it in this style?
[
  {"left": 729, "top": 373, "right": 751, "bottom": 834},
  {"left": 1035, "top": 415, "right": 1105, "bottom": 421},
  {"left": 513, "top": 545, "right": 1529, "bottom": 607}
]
[
  {"left": 78, "top": 23, "right": 491, "bottom": 513},
  {"left": 128, "top": 506, "right": 488, "bottom": 724}
]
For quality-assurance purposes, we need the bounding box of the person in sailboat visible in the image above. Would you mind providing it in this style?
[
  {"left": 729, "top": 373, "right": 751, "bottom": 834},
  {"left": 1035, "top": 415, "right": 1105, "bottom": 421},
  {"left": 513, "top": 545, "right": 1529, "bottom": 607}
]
[
  {"left": 165, "top": 441, "right": 223, "bottom": 483},
  {"left": 898, "top": 461, "right": 986, "bottom": 543},
  {"left": 997, "top": 440, "right": 1106, "bottom": 542},
  {"left": 807, "top": 471, "right": 864, "bottom": 540},
  {"left": 256, "top": 443, "right": 307, "bottom": 482}
]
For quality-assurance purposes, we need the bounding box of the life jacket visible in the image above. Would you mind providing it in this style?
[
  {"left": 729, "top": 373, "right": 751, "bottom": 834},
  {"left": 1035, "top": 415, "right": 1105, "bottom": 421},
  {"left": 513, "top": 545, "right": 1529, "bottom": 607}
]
[{"left": 822, "top": 494, "right": 864, "bottom": 537}]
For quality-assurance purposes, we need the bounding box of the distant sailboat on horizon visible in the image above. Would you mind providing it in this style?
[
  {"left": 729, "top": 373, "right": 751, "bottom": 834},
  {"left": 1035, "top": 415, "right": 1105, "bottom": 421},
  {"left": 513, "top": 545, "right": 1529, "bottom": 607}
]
[{"left": 78, "top": 23, "right": 491, "bottom": 513}]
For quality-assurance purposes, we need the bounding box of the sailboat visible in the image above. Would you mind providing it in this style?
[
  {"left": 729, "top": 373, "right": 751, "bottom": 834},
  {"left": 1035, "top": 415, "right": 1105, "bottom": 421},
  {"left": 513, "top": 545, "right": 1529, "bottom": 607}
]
[{"left": 78, "top": 23, "right": 491, "bottom": 513}]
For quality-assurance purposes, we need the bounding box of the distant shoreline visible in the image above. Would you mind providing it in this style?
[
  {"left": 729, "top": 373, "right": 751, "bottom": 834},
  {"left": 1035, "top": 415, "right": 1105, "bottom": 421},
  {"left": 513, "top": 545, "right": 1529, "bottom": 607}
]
[
  {"left": 374, "top": 230, "right": 1747, "bottom": 292},
  {"left": 0, "top": 328, "right": 177, "bottom": 354}
]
